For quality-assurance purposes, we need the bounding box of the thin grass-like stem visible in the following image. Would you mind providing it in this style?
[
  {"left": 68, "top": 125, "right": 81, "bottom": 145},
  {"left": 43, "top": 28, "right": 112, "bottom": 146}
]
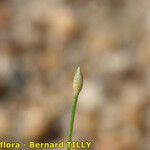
[
  {"left": 67, "top": 93, "right": 79, "bottom": 150},
  {"left": 66, "top": 67, "right": 83, "bottom": 150}
]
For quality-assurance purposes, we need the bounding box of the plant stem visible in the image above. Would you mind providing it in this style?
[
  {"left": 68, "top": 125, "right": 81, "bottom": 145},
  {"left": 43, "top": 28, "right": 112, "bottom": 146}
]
[
  {"left": 67, "top": 92, "right": 79, "bottom": 150},
  {"left": 66, "top": 67, "right": 83, "bottom": 150}
]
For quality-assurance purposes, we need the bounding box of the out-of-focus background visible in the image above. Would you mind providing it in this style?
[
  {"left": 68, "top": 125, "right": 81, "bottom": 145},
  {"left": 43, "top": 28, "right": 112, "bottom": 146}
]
[{"left": 0, "top": 0, "right": 150, "bottom": 149}]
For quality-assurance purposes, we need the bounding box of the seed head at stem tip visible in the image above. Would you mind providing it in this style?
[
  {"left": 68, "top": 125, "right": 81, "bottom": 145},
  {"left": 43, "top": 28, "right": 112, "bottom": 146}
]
[{"left": 73, "top": 67, "right": 83, "bottom": 95}]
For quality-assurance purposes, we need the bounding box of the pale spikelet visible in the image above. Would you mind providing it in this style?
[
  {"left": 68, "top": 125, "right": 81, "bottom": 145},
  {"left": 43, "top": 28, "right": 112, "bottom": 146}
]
[{"left": 73, "top": 67, "right": 83, "bottom": 94}]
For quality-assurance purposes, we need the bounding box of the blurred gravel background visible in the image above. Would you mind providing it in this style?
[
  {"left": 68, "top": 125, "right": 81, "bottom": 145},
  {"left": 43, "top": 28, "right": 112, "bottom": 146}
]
[{"left": 0, "top": 0, "right": 150, "bottom": 150}]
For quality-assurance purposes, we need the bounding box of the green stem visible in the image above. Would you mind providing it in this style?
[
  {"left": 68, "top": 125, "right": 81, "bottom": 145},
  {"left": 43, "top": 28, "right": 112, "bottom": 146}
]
[{"left": 67, "top": 92, "right": 79, "bottom": 150}]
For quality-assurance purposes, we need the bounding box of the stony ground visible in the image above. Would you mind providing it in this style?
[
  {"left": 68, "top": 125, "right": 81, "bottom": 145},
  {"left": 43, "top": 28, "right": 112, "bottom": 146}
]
[{"left": 0, "top": 0, "right": 150, "bottom": 150}]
